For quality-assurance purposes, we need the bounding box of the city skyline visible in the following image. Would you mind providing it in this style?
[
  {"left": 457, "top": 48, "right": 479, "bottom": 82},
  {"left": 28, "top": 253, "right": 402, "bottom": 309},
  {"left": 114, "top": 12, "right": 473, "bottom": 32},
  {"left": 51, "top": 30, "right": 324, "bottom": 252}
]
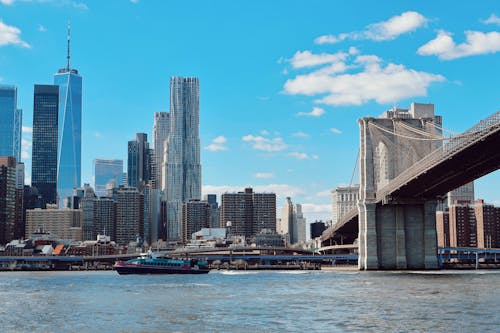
[{"left": 0, "top": 1, "right": 499, "bottom": 222}]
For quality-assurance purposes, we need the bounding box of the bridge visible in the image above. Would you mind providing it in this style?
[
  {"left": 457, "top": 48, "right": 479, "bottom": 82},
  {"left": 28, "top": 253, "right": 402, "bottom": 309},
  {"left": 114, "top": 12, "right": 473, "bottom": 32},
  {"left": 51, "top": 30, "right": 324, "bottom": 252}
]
[{"left": 321, "top": 106, "right": 500, "bottom": 270}]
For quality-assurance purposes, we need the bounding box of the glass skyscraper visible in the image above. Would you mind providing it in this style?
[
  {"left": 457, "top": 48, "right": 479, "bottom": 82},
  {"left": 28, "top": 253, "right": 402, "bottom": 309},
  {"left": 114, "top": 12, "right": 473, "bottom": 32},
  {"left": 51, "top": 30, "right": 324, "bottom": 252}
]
[
  {"left": 164, "top": 77, "right": 201, "bottom": 241},
  {"left": 32, "top": 84, "right": 59, "bottom": 207},
  {"left": 127, "top": 133, "right": 153, "bottom": 193},
  {"left": 93, "top": 158, "right": 123, "bottom": 197},
  {"left": 53, "top": 24, "right": 82, "bottom": 206},
  {"left": 0, "top": 85, "right": 22, "bottom": 161}
]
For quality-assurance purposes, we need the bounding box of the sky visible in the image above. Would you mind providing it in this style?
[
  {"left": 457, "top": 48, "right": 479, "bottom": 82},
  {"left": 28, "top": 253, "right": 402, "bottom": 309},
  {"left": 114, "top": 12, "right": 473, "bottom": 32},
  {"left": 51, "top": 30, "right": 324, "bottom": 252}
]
[{"left": 1, "top": 0, "right": 499, "bottom": 226}]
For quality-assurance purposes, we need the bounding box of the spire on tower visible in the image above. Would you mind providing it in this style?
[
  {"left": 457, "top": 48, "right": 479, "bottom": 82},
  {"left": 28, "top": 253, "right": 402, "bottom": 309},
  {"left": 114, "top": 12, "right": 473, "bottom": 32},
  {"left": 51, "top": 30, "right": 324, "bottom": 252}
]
[{"left": 67, "top": 20, "right": 71, "bottom": 71}]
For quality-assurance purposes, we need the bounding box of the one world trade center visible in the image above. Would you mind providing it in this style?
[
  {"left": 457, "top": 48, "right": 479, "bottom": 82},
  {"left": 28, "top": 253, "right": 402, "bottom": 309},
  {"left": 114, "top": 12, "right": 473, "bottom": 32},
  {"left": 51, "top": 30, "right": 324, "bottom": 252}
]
[{"left": 54, "top": 22, "right": 82, "bottom": 206}]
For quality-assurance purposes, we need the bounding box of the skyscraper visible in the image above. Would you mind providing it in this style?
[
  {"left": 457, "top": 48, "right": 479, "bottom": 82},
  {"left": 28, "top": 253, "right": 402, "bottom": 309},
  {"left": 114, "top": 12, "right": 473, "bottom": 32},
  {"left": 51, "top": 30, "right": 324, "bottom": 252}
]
[
  {"left": 164, "top": 77, "right": 201, "bottom": 241},
  {"left": 54, "top": 23, "right": 82, "bottom": 206},
  {"left": 32, "top": 84, "right": 59, "bottom": 207},
  {"left": 279, "top": 197, "right": 305, "bottom": 244},
  {"left": 0, "top": 156, "right": 17, "bottom": 244},
  {"left": 94, "top": 158, "right": 123, "bottom": 197},
  {"left": 153, "top": 112, "right": 170, "bottom": 190},
  {"left": 127, "top": 133, "right": 152, "bottom": 192},
  {"left": 0, "top": 85, "right": 22, "bottom": 161}
]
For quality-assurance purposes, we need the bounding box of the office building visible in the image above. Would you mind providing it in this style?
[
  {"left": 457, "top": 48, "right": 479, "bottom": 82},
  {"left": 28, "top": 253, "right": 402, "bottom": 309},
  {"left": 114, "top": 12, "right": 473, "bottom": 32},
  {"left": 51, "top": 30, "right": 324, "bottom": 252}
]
[
  {"left": 310, "top": 221, "right": 326, "bottom": 239},
  {"left": 331, "top": 185, "right": 359, "bottom": 225},
  {"left": 128, "top": 133, "right": 153, "bottom": 193},
  {"left": 182, "top": 199, "right": 211, "bottom": 243},
  {"left": 25, "top": 206, "right": 82, "bottom": 241},
  {"left": 153, "top": 112, "right": 170, "bottom": 190},
  {"left": 164, "top": 77, "right": 201, "bottom": 241},
  {"left": 0, "top": 157, "right": 17, "bottom": 244},
  {"left": 0, "top": 85, "right": 22, "bottom": 161},
  {"left": 79, "top": 184, "right": 96, "bottom": 241},
  {"left": 32, "top": 84, "right": 59, "bottom": 207},
  {"left": 204, "top": 194, "right": 219, "bottom": 228},
  {"left": 94, "top": 159, "right": 123, "bottom": 197},
  {"left": 144, "top": 185, "right": 162, "bottom": 245},
  {"left": 54, "top": 24, "right": 82, "bottom": 206},
  {"left": 116, "top": 186, "right": 144, "bottom": 246},
  {"left": 221, "top": 188, "right": 276, "bottom": 239},
  {"left": 280, "top": 197, "right": 306, "bottom": 244}
]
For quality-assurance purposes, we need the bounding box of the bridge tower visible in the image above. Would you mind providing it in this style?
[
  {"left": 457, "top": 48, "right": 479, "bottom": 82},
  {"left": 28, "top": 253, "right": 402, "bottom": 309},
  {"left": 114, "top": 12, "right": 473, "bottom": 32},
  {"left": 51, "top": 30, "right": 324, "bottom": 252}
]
[{"left": 358, "top": 103, "right": 441, "bottom": 270}]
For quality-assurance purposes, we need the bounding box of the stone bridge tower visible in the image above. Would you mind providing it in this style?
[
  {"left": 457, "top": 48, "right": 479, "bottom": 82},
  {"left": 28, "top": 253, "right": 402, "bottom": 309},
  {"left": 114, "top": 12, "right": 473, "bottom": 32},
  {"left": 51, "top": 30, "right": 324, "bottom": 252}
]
[{"left": 358, "top": 103, "right": 441, "bottom": 270}]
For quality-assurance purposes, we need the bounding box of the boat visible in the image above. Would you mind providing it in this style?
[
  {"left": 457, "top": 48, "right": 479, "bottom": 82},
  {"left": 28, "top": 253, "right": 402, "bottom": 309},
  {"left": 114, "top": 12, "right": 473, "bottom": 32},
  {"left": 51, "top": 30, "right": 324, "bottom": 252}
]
[{"left": 113, "top": 252, "right": 210, "bottom": 275}]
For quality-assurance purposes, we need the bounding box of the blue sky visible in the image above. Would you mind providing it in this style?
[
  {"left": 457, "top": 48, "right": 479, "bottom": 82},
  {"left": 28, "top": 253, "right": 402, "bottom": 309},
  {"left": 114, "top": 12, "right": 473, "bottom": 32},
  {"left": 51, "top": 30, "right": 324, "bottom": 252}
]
[{"left": 1, "top": 0, "right": 499, "bottom": 223}]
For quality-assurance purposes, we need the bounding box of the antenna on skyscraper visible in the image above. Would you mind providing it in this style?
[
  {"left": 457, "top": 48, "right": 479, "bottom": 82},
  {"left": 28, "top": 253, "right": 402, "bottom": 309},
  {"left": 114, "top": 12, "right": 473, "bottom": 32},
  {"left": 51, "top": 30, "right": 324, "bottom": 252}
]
[{"left": 67, "top": 20, "right": 71, "bottom": 71}]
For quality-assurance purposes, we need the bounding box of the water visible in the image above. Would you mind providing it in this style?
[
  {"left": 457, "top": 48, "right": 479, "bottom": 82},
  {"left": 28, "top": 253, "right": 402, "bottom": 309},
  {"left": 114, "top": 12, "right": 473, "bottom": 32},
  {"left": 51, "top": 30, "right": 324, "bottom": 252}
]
[{"left": 0, "top": 270, "right": 499, "bottom": 332}]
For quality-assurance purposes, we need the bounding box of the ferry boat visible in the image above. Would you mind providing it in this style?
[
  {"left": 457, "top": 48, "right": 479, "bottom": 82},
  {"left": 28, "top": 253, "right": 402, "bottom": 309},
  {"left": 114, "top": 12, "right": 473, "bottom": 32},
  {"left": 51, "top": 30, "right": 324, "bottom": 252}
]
[{"left": 113, "top": 252, "right": 210, "bottom": 275}]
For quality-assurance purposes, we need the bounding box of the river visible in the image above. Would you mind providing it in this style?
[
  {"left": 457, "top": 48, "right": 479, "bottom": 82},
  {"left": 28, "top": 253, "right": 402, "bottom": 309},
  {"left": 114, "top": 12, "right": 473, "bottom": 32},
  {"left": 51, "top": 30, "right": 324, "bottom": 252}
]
[{"left": 0, "top": 269, "right": 499, "bottom": 332}]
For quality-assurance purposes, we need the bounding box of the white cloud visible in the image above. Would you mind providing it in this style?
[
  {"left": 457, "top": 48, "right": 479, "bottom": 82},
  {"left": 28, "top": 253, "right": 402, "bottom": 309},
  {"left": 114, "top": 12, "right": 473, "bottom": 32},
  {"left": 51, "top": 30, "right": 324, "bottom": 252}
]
[
  {"left": 2, "top": 0, "right": 88, "bottom": 10},
  {"left": 22, "top": 126, "right": 32, "bottom": 133},
  {"left": 284, "top": 50, "right": 445, "bottom": 106},
  {"left": 301, "top": 203, "right": 332, "bottom": 214},
  {"left": 289, "top": 50, "right": 348, "bottom": 69},
  {"left": 242, "top": 134, "right": 287, "bottom": 152},
  {"left": 205, "top": 135, "right": 228, "bottom": 151},
  {"left": 418, "top": 30, "right": 500, "bottom": 60},
  {"left": 260, "top": 130, "right": 269, "bottom": 135},
  {"left": 292, "top": 131, "right": 309, "bottom": 138},
  {"left": 313, "top": 11, "right": 427, "bottom": 44},
  {"left": 482, "top": 14, "right": 500, "bottom": 25},
  {"left": 365, "top": 11, "right": 428, "bottom": 41},
  {"left": 21, "top": 137, "right": 31, "bottom": 160},
  {"left": 0, "top": 20, "right": 30, "bottom": 48},
  {"left": 288, "top": 152, "right": 309, "bottom": 160},
  {"left": 330, "top": 127, "right": 342, "bottom": 134},
  {"left": 255, "top": 172, "right": 274, "bottom": 179},
  {"left": 314, "top": 34, "right": 340, "bottom": 45},
  {"left": 297, "top": 106, "right": 325, "bottom": 117},
  {"left": 316, "top": 190, "right": 332, "bottom": 197}
]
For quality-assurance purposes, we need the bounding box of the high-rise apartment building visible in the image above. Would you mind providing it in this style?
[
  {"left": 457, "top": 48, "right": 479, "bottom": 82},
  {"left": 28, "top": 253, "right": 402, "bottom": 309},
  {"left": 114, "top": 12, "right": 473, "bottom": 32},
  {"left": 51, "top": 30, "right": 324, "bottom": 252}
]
[
  {"left": 25, "top": 206, "right": 82, "bottom": 241},
  {"left": 128, "top": 133, "right": 152, "bottom": 193},
  {"left": 182, "top": 199, "right": 211, "bottom": 243},
  {"left": 221, "top": 188, "right": 276, "bottom": 239},
  {"left": 116, "top": 186, "right": 144, "bottom": 246},
  {"left": 54, "top": 24, "right": 82, "bottom": 206},
  {"left": 164, "top": 77, "right": 201, "bottom": 241},
  {"left": 94, "top": 196, "right": 116, "bottom": 241},
  {"left": 331, "top": 185, "right": 359, "bottom": 225},
  {"left": 0, "top": 156, "right": 17, "bottom": 244},
  {"left": 94, "top": 159, "right": 123, "bottom": 197},
  {"left": 0, "top": 85, "right": 22, "bottom": 161},
  {"left": 153, "top": 112, "right": 170, "bottom": 190},
  {"left": 32, "top": 84, "right": 59, "bottom": 207},
  {"left": 437, "top": 200, "right": 500, "bottom": 248},
  {"left": 279, "top": 197, "right": 306, "bottom": 244}
]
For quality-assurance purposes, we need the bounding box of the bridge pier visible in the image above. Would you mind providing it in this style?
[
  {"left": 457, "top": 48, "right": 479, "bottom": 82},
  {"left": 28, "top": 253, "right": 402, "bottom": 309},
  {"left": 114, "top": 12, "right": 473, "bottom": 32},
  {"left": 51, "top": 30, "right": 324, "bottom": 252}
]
[{"left": 359, "top": 199, "right": 438, "bottom": 270}]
